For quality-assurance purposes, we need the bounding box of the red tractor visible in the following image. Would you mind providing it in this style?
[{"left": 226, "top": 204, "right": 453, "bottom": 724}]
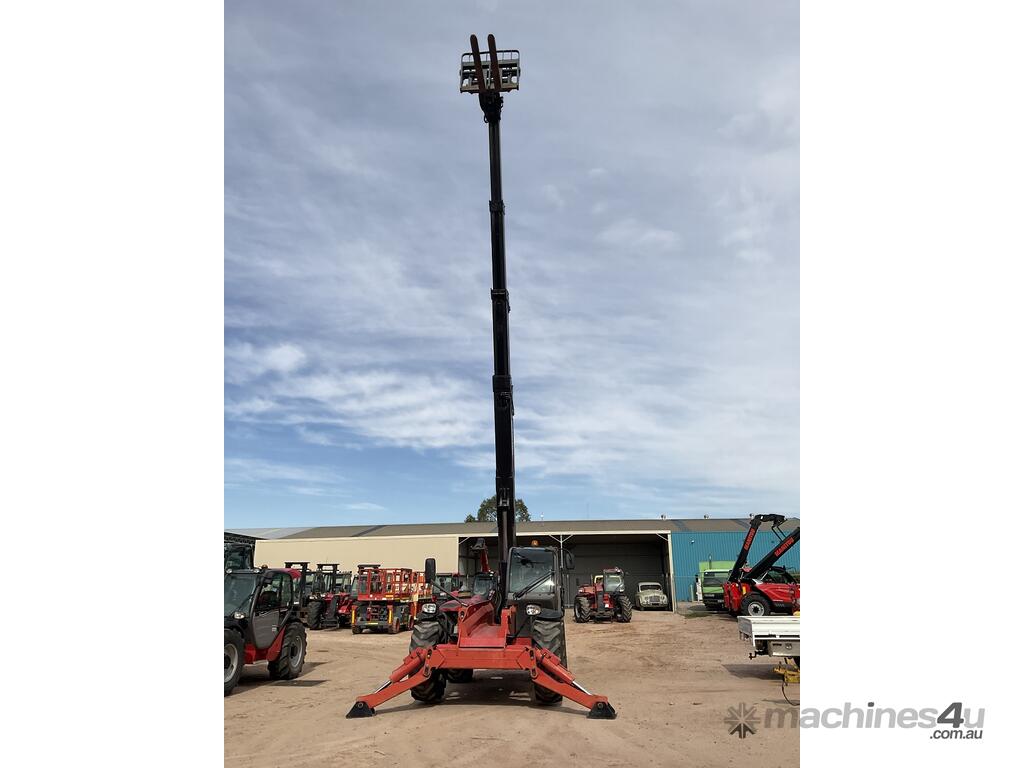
[
  {"left": 288, "top": 562, "right": 354, "bottom": 630},
  {"left": 573, "top": 568, "right": 633, "bottom": 623},
  {"left": 349, "top": 565, "right": 425, "bottom": 634},
  {"left": 722, "top": 515, "right": 800, "bottom": 617},
  {"left": 346, "top": 35, "right": 615, "bottom": 719},
  {"left": 224, "top": 564, "right": 307, "bottom": 695}
]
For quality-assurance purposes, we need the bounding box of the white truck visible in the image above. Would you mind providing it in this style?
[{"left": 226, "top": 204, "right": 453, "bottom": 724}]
[{"left": 737, "top": 615, "right": 800, "bottom": 664}]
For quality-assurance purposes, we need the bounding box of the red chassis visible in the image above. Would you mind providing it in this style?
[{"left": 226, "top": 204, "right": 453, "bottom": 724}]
[{"left": 347, "top": 598, "right": 615, "bottom": 719}]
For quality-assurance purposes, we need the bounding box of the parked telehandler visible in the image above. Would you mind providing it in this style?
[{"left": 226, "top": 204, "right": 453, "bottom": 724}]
[
  {"left": 574, "top": 568, "right": 633, "bottom": 623},
  {"left": 224, "top": 565, "right": 307, "bottom": 694}
]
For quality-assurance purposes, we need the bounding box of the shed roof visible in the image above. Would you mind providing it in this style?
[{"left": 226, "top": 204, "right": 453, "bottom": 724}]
[{"left": 226, "top": 517, "right": 798, "bottom": 540}]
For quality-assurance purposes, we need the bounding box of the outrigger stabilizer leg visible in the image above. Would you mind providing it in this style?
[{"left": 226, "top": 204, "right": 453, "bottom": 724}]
[{"left": 346, "top": 645, "right": 617, "bottom": 719}]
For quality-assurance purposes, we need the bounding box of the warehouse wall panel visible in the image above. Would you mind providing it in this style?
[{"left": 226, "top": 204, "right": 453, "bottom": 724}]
[{"left": 253, "top": 535, "right": 461, "bottom": 574}]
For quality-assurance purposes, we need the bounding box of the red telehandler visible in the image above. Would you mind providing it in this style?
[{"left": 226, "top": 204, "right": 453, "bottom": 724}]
[
  {"left": 224, "top": 564, "right": 307, "bottom": 695},
  {"left": 347, "top": 35, "right": 615, "bottom": 719},
  {"left": 722, "top": 515, "right": 800, "bottom": 617},
  {"left": 574, "top": 567, "right": 633, "bottom": 623}
]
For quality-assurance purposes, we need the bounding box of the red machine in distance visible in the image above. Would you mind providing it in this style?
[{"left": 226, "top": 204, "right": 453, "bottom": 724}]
[
  {"left": 287, "top": 562, "right": 354, "bottom": 630},
  {"left": 349, "top": 564, "right": 426, "bottom": 634},
  {"left": 722, "top": 515, "right": 800, "bottom": 617},
  {"left": 346, "top": 35, "right": 615, "bottom": 719},
  {"left": 574, "top": 567, "right": 633, "bottom": 623}
]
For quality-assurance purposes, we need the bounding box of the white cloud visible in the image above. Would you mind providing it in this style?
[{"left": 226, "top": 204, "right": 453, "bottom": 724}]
[{"left": 596, "top": 218, "right": 681, "bottom": 251}]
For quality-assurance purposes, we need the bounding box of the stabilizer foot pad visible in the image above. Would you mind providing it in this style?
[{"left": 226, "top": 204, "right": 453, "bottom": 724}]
[
  {"left": 588, "top": 701, "right": 617, "bottom": 719},
  {"left": 346, "top": 701, "right": 375, "bottom": 718}
]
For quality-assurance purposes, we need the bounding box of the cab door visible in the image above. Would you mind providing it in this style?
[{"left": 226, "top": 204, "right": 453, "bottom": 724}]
[{"left": 251, "top": 572, "right": 290, "bottom": 648}]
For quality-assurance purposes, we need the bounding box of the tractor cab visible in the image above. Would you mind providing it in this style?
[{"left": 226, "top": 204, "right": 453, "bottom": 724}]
[
  {"left": 506, "top": 546, "right": 562, "bottom": 616},
  {"left": 470, "top": 571, "right": 495, "bottom": 596}
]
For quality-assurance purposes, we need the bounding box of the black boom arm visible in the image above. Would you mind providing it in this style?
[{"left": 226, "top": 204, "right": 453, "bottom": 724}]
[
  {"left": 726, "top": 514, "right": 787, "bottom": 583},
  {"left": 468, "top": 34, "right": 517, "bottom": 594},
  {"left": 743, "top": 527, "right": 800, "bottom": 581}
]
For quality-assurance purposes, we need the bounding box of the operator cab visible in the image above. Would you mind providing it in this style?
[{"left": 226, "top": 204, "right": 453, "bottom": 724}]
[{"left": 758, "top": 566, "right": 797, "bottom": 585}]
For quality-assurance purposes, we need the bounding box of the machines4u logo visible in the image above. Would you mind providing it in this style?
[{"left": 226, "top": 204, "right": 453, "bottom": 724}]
[
  {"left": 724, "top": 703, "right": 760, "bottom": 738},
  {"left": 725, "top": 700, "right": 984, "bottom": 739}
]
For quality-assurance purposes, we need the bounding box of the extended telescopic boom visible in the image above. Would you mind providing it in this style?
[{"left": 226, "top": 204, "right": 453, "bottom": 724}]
[{"left": 463, "top": 34, "right": 521, "bottom": 595}]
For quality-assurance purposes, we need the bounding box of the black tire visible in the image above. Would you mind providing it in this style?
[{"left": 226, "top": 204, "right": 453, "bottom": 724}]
[
  {"left": 616, "top": 594, "right": 633, "bottom": 623},
  {"left": 324, "top": 596, "right": 340, "bottom": 627},
  {"left": 531, "top": 618, "right": 568, "bottom": 705},
  {"left": 306, "top": 600, "right": 323, "bottom": 630},
  {"left": 351, "top": 625, "right": 362, "bottom": 634},
  {"left": 740, "top": 594, "right": 771, "bottom": 617},
  {"left": 224, "top": 629, "right": 244, "bottom": 696},
  {"left": 446, "top": 668, "right": 473, "bottom": 683},
  {"left": 268, "top": 622, "right": 306, "bottom": 680},
  {"left": 408, "top": 620, "right": 446, "bottom": 703},
  {"left": 573, "top": 596, "right": 591, "bottom": 623}
]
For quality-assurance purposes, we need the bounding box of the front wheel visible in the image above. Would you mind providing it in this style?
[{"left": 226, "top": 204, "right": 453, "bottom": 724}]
[
  {"left": 409, "top": 620, "right": 446, "bottom": 703},
  {"left": 573, "top": 596, "right": 591, "bottom": 623},
  {"left": 740, "top": 594, "right": 771, "bottom": 617},
  {"left": 224, "top": 629, "right": 244, "bottom": 695},
  {"left": 532, "top": 618, "right": 568, "bottom": 705},
  {"left": 616, "top": 595, "right": 633, "bottom": 623},
  {"left": 268, "top": 623, "right": 306, "bottom": 680},
  {"left": 306, "top": 600, "right": 323, "bottom": 630}
]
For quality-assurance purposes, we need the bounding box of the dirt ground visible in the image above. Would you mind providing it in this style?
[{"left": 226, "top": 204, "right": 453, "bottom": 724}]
[{"left": 225, "top": 606, "right": 799, "bottom": 768}]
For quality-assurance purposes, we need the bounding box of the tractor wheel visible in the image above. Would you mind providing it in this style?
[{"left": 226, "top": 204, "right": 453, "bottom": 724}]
[
  {"left": 409, "top": 620, "right": 446, "bottom": 704},
  {"left": 306, "top": 600, "right": 323, "bottom": 630},
  {"left": 325, "top": 596, "right": 340, "bottom": 628},
  {"left": 224, "top": 629, "right": 244, "bottom": 696},
  {"left": 446, "top": 668, "right": 473, "bottom": 683},
  {"left": 268, "top": 623, "right": 306, "bottom": 680},
  {"left": 351, "top": 625, "right": 363, "bottom": 634},
  {"left": 531, "top": 618, "right": 568, "bottom": 705},
  {"left": 386, "top": 615, "right": 399, "bottom": 634},
  {"left": 740, "top": 594, "right": 771, "bottom": 617},
  {"left": 616, "top": 594, "right": 633, "bottom": 623},
  {"left": 573, "top": 596, "right": 591, "bottom": 623}
]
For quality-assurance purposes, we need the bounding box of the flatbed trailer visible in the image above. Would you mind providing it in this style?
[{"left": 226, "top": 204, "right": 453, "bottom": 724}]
[{"left": 737, "top": 615, "right": 800, "bottom": 662}]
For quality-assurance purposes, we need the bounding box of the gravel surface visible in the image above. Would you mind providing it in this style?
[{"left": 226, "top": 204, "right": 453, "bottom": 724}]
[{"left": 225, "top": 606, "right": 799, "bottom": 767}]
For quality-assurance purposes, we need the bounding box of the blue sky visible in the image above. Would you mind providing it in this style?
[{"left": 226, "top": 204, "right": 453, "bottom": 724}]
[{"left": 225, "top": 1, "right": 799, "bottom": 528}]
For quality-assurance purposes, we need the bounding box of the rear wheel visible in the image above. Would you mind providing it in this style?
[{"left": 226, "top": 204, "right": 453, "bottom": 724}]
[
  {"left": 306, "top": 600, "right": 323, "bottom": 630},
  {"left": 268, "top": 623, "right": 306, "bottom": 680},
  {"left": 616, "top": 594, "right": 633, "bottom": 623},
  {"left": 446, "top": 668, "right": 473, "bottom": 683},
  {"left": 740, "top": 594, "right": 771, "bottom": 617},
  {"left": 573, "top": 596, "right": 591, "bottom": 623},
  {"left": 531, "top": 618, "right": 567, "bottom": 705},
  {"left": 409, "top": 620, "right": 446, "bottom": 703},
  {"left": 224, "top": 629, "right": 244, "bottom": 696}
]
